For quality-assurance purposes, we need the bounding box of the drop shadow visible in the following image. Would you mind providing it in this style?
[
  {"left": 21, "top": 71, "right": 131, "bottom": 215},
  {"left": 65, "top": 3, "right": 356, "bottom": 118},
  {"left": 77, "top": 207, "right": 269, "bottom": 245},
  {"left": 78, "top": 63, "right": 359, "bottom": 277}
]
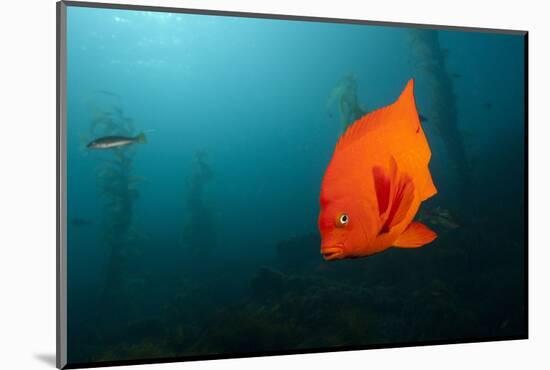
[{"left": 34, "top": 353, "right": 56, "bottom": 367}]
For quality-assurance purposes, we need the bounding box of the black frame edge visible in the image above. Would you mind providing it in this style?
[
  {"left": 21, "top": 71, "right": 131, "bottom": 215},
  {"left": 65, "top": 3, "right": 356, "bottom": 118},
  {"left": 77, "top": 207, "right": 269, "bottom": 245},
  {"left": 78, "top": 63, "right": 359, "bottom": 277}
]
[
  {"left": 523, "top": 32, "right": 529, "bottom": 339},
  {"left": 63, "top": 335, "right": 527, "bottom": 369},
  {"left": 57, "top": 1, "right": 68, "bottom": 369},
  {"left": 62, "top": 0, "right": 527, "bottom": 35}
]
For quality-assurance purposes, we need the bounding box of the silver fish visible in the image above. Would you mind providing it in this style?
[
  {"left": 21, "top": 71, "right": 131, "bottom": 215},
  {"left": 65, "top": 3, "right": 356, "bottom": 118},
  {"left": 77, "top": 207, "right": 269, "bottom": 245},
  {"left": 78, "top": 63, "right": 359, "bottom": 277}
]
[{"left": 87, "top": 132, "right": 147, "bottom": 149}]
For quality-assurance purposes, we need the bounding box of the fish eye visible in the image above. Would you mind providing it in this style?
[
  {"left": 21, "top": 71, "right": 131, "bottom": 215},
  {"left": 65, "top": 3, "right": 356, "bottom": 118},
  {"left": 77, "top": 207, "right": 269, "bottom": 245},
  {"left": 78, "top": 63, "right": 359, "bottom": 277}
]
[{"left": 336, "top": 213, "right": 349, "bottom": 227}]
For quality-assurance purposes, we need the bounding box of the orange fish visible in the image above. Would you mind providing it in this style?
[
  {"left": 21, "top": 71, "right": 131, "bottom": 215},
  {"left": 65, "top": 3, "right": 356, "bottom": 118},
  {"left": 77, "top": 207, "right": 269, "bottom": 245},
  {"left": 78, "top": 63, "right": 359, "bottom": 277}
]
[{"left": 318, "top": 79, "right": 437, "bottom": 261}]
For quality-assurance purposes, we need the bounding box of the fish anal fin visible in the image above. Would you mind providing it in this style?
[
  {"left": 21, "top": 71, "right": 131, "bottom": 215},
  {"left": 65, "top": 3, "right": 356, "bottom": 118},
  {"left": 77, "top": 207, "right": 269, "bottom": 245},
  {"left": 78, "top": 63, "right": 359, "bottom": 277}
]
[{"left": 393, "top": 221, "right": 437, "bottom": 248}]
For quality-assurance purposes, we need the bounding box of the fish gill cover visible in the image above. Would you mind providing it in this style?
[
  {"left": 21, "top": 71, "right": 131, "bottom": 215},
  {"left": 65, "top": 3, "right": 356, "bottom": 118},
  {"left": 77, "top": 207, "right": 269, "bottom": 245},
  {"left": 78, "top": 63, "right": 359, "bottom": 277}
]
[{"left": 65, "top": 5, "right": 526, "bottom": 366}]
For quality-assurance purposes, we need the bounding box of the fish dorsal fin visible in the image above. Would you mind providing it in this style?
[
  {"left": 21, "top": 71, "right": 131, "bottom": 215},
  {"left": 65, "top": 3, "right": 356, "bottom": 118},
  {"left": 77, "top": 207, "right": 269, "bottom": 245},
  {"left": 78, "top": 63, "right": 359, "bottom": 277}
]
[
  {"left": 335, "top": 79, "right": 417, "bottom": 152},
  {"left": 394, "top": 78, "right": 416, "bottom": 122},
  {"left": 335, "top": 104, "right": 390, "bottom": 152},
  {"left": 373, "top": 157, "right": 415, "bottom": 234}
]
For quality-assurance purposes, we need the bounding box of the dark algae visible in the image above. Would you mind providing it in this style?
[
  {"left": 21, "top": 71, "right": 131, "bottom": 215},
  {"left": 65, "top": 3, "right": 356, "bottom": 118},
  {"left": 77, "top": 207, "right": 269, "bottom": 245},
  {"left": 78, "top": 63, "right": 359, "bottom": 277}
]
[{"left": 65, "top": 6, "right": 526, "bottom": 366}]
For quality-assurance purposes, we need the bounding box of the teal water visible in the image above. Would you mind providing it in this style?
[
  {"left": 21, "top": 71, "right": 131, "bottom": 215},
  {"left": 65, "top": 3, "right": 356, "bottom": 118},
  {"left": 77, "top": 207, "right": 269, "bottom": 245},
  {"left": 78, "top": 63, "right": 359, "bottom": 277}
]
[{"left": 66, "top": 5, "right": 526, "bottom": 365}]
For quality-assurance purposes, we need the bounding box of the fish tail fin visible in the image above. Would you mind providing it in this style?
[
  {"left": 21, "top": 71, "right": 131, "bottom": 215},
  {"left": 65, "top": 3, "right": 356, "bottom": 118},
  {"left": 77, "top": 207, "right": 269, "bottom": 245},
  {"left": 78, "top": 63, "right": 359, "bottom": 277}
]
[
  {"left": 421, "top": 171, "right": 438, "bottom": 201},
  {"left": 136, "top": 132, "right": 147, "bottom": 144},
  {"left": 394, "top": 78, "right": 438, "bottom": 201},
  {"left": 395, "top": 79, "right": 416, "bottom": 115},
  {"left": 393, "top": 221, "right": 437, "bottom": 248},
  {"left": 78, "top": 133, "right": 90, "bottom": 156}
]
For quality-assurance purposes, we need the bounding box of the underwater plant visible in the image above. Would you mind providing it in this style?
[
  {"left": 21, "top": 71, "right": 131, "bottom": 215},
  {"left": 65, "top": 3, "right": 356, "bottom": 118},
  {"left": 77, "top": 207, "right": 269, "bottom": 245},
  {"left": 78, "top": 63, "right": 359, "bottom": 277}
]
[
  {"left": 407, "top": 29, "right": 472, "bottom": 201},
  {"left": 416, "top": 206, "right": 460, "bottom": 230},
  {"left": 182, "top": 150, "right": 216, "bottom": 257},
  {"left": 326, "top": 74, "right": 367, "bottom": 133},
  {"left": 84, "top": 96, "right": 145, "bottom": 319}
]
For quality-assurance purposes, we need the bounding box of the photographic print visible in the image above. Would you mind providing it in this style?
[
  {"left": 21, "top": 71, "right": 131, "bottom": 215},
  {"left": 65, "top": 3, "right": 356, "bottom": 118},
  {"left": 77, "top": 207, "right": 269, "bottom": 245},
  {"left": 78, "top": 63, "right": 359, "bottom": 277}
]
[{"left": 58, "top": 2, "right": 527, "bottom": 367}]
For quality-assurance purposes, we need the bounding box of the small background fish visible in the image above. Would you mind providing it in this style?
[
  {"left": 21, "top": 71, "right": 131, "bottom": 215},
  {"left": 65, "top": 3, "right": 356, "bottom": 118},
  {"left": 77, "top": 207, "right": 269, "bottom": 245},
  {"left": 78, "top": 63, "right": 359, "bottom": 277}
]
[{"left": 87, "top": 132, "right": 147, "bottom": 149}]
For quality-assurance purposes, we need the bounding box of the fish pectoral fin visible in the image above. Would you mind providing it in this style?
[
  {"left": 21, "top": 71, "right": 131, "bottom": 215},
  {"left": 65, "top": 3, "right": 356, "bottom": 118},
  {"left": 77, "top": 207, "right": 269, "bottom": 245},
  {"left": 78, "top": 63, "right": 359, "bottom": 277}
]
[
  {"left": 374, "top": 159, "right": 415, "bottom": 234},
  {"left": 393, "top": 221, "right": 437, "bottom": 248},
  {"left": 373, "top": 166, "right": 391, "bottom": 217},
  {"left": 388, "top": 174, "right": 415, "bottom": 229},
  {"left": 136, "top": 132, "right": 147, "bottom": 144}
]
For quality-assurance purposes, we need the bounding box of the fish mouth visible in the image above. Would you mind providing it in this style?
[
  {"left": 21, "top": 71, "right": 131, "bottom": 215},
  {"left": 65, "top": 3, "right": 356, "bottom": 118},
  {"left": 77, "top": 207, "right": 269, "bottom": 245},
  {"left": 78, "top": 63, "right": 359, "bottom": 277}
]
[{"left": 321, "top": 245, "right": 344, "bottom": 261}]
